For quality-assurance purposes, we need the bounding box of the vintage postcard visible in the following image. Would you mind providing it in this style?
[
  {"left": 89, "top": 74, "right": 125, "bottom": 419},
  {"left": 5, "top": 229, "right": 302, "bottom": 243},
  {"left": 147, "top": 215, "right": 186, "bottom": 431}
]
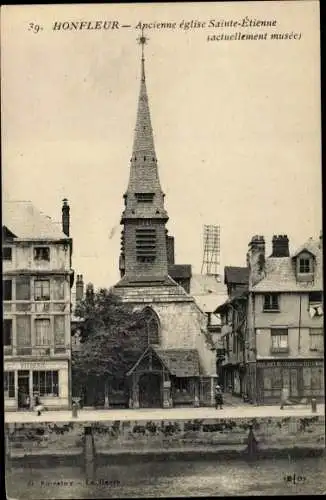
[{"left": 2, "top": 1, "right": 324, "bottom": 498}]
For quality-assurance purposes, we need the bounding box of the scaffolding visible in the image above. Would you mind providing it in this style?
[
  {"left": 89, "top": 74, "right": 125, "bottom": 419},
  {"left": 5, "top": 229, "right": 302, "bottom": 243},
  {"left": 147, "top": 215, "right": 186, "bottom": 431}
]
[{"left": 201, "top": 224, "right": 220, "bottom": 276}]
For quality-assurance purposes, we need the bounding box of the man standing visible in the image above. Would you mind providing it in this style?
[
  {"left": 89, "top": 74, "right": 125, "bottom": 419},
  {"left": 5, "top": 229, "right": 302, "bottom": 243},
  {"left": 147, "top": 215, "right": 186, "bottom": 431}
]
[
  {"left": 215, "top": 384, "right": 223, "bottom": 409},
  {"left": 280, "top": 385, "right": 290, "bottom": 410}
]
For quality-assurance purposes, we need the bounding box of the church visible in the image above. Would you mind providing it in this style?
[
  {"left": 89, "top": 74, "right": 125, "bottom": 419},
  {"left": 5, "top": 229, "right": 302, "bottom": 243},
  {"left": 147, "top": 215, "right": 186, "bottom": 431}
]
[{"left": 111, "top": 35, "right": 218, "bottom": 408}]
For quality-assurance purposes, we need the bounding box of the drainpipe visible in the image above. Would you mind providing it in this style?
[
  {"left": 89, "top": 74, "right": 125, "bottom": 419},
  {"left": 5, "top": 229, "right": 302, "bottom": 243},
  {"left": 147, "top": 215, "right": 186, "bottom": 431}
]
[{"left": 298, "top": 293, "right": 302, "bottom": 352}]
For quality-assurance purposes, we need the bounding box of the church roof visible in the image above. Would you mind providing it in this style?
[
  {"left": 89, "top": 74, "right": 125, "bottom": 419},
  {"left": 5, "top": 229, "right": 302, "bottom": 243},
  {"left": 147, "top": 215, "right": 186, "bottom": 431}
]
[{"left": 3, "top": 201, "right": 67, "bottom": 240}]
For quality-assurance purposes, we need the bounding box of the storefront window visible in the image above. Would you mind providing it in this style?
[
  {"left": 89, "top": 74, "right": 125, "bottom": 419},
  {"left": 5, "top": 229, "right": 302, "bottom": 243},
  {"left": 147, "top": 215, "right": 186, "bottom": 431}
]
[
  {"left": 4, "top": 371, "right": 15, "bottom": 398},
  {"left": 33, "top": 370, "right": 59, "bottom": 396}
]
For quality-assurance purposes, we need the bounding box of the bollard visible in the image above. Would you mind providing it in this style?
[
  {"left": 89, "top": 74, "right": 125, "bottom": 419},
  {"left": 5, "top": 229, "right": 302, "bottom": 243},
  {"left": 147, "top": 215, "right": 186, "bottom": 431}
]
[
  {"left": 72, "top": 401, "right": 78, "bottom": 418},
  {"left": 311, "top": 398, "right": 317, "bottom": 413}
]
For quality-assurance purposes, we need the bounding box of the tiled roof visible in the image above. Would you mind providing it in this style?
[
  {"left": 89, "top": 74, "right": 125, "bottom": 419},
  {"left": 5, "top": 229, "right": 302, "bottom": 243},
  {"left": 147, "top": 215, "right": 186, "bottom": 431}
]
[
  {"left": 168, "top": 264, "right": 192, "bottom": 279},
  {"left": 3, "top": 201, "right": 66, "bottom": 240},
  {"left": 224, "top": 266, "right": 249, "bottom": 285},
  {"left": 155, "top": 348, "right": 201, "bottom": 377},
  {"left": 252, "top": 237, "right": 323, "bottom": 292}
]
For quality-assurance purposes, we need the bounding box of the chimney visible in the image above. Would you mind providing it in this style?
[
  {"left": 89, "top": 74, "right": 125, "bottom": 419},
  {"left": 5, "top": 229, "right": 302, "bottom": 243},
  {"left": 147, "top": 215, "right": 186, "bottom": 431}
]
[
  {"left": 166, "top": 235, "right": 175, "bottom": 265},
  {"left": 62, "top": 198, "right": 70, "bottom": 236},
  {"left": 246, "top": 235, "right": 265, "bottom": 287},
  {"left": 76, "top": 275, "right": 84, "bottom": 302},
  {"left": 271, "top": 234, "right": 289, "bottom": 257}
]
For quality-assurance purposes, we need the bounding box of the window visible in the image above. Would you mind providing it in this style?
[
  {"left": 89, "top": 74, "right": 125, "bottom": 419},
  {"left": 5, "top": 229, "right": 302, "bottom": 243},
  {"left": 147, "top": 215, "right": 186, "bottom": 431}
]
[
  {"left": 135, "top": 193, "right": 155, "bottom": 203},
  {"left": 34, "top": 246, "right": 50, "bottom": 261},
  {"left": 141, "top": 307, "right": 160, "bottom": 345},
  {"left": 35, "top": 319, "right": 51, "bottom": 346},
  {"left": 263, "top": 293, "right": 279, "bottom": 311},
  {"left": 16, "top": 315, "right": 31, "bottom": 354},
  {"left": 299, "top": 258, "right": 312, "bottom": 273},
  {"left": 309, "top": 328, "right": 323, "bottom": 351},
  {"left": 16, "top": 277, "right": 30, "bottom": 300},
  {"left": 52, "top": 277, "right": 65, "bottom": 300},
  {"left": 34, "top": 280, "right": 50, "bottom": 300},
  {"left": 271, "top": 328, "right": 288, "bottom": 352},
  {"left": 136, "top": 228, "right": 156, "bottom": 263},
  {"left": 3, "top": 247, "right": 12, "bottom": 260},
  {"left": 309, "top": 292, "right": 323, "bottom": 304},
  {"left": 174, "top": 377, "right": 190, "bottom": 393},
  {"left": 3, "top": 280, "right": 12, "bottom": 300},
  {"left": 54, "top": 315, "right": 65, "bottom": 345},
  {"left": 33, "top": 371, "right": 59, "bottom": 396},
  {"left": 4, "top": 319, "right": 12, "bottom": 345},
  {"left": 4, "top": 372, "right": 15, "bottom": 398}
]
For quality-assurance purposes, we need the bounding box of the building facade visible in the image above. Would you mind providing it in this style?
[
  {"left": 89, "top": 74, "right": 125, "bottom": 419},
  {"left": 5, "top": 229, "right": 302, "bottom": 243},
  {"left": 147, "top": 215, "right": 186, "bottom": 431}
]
[
  {"left": 246, "top": 234, "right": 324, "bottom": 404},
  {"left": 110, "top": 39, "right": 217, "bottom": 408},
  {"left": 3, "top": 200, "right": 74, "bottom": 410}
]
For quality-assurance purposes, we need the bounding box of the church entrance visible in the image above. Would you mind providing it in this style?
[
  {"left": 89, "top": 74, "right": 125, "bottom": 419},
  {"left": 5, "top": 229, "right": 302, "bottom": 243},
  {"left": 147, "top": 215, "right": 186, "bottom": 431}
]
[{"left": 139, "top": 372, "right": 162, "bottom": 408}]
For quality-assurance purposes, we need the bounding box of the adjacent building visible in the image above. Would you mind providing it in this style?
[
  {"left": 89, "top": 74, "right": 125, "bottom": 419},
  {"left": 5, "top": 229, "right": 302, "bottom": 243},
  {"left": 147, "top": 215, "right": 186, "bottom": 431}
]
[
  {"left": 3, "top": 200, "right": 74, "bottom": 410},
  {"left": 216, "top": 233, "right": 324, "bottom": 404}
]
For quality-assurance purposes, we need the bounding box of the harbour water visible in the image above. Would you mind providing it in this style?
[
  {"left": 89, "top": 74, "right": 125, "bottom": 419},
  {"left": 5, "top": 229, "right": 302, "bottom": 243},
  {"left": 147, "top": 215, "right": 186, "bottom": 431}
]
[{"left": 6, "top": 454, "right": 326, "bottom": 498}]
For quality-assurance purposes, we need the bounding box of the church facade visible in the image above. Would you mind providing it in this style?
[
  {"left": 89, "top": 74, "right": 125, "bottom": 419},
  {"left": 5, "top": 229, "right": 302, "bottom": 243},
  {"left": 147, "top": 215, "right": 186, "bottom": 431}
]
[{"left": 111, "top": 38, "right": 217, "bottom": 408}]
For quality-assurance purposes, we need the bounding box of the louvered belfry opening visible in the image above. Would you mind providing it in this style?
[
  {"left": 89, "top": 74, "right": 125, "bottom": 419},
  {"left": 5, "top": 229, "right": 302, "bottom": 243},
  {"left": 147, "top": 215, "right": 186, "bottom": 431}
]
[{"left": 136, "top": 227, "right": 157, "bottom": 263}]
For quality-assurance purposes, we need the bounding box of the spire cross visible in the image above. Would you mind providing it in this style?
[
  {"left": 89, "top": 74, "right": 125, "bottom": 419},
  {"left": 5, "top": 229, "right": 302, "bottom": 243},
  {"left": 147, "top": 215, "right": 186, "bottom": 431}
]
[{"left": 137, "top": 28, "right": 148, "bottom": 59}]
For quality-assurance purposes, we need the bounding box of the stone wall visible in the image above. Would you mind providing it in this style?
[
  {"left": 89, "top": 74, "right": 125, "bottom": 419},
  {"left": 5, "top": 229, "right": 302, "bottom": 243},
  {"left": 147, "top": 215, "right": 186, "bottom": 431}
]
[{"left": 6, "top": 416, "right": 325, "bottom": 458}]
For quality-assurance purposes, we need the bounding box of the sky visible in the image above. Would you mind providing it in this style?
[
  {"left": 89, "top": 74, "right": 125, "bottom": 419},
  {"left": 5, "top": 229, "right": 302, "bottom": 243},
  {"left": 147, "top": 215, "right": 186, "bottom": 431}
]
[{"left": 1, "top": 2, "right": 322, "bottom": 289}]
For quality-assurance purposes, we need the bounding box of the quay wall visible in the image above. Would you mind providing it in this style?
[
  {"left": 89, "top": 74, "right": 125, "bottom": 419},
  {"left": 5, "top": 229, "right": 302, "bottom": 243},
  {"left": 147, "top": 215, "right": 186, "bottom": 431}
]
[{"left": 5, "top": 416, "right": 325, "bottom": 459}]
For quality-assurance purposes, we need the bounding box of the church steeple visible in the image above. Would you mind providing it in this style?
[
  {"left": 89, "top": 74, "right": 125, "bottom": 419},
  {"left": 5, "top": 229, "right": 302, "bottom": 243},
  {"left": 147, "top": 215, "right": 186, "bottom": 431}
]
[
  {"left": 118, "top": 33, "right": 170, "bottom": 284},
  {"left": 121, "top": 32, "right": 168, "bottom": 223}
]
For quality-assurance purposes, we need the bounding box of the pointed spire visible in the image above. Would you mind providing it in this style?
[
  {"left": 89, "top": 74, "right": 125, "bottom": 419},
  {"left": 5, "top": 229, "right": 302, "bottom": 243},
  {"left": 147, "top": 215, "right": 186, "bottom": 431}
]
[{"left": 132, "top": 30, "right": 156, "bottom": 159}]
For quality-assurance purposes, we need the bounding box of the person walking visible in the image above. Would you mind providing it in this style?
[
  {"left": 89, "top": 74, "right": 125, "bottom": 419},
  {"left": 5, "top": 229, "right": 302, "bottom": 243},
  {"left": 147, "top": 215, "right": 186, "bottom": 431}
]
[
  {"left": 280, "top": 385, "right": 290, "bottom": 410},
  {"left": 215, "top": 384, "right": 223, "bottom": 409},
  {"left": 34, "top": 393, "right": 44, "bottom": 416}
]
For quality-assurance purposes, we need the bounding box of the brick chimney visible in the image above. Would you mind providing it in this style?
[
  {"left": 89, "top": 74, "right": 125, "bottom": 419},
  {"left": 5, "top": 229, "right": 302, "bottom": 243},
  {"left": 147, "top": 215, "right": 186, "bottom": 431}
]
[
  {"left": 62, "top": 198, "right": 70, "bottom": 237},
  {"left": 271, "top": 235, "right": 289, "bottom": 257},
  {"left": 246, "top": 235, "right": 265, "bottom": 286},
  {"left": 76, "top": 275, "right": 84, "bottom": 302},
  {"left": 166, "top": 235, "right": 175, "bottom": 265}
]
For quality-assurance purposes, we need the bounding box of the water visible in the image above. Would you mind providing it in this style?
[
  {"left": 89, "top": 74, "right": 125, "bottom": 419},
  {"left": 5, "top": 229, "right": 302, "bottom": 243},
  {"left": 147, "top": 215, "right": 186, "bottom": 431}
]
[{"left": 6, "top": 455, "right": 326, "bottom": 498}]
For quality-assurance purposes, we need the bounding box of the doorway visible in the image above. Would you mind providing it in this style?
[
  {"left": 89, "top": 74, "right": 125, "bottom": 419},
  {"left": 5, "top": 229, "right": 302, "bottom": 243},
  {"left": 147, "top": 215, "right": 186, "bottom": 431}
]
[
  {"left": 17, "top": 371, "right": 30, "bottom": 409},
  {"left": 139, "top": 373, "right": 162, "bottom": 408}
]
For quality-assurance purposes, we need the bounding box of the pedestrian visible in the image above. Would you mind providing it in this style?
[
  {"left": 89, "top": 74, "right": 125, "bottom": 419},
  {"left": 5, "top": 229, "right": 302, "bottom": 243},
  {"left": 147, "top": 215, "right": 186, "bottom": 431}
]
[
  {"left": 34, "top": 393, "right": 44, "bottom": 416},
  {"left": 280, "top": 385, "right": 290, "bottom": 410},
  {"left": 215, "top": 384, "right": 223, "bottom": 409}
]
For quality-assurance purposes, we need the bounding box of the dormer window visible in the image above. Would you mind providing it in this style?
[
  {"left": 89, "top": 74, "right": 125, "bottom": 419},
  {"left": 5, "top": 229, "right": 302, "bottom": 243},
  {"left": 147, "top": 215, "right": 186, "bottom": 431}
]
[
  {"left": 135, "top": 193, "right": 155, "bottom": 203},
  {"left": 296, "top": 251, "right": 314, "bottom": 281},
  {"left": 299, "top": 258, "right": 312, "bottom": 273}
]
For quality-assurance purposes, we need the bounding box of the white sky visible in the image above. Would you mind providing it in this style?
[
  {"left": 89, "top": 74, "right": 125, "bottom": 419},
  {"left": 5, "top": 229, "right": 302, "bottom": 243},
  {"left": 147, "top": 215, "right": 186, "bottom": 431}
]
[{"left": 1, "top": 2, "right": 322, "bottom": 289}]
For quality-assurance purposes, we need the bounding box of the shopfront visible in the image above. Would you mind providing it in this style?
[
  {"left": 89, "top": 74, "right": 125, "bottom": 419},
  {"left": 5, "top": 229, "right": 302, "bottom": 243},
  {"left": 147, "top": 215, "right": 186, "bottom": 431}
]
[{"left": 4, "top": 359, "right": 69, "bottom": 411}]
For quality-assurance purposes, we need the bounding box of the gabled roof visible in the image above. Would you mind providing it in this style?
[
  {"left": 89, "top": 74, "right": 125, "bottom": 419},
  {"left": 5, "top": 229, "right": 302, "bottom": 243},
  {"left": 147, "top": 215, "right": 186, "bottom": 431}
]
[
  {"left": 292, "top": 237, "right": 318, "bottom": 258},
  {"left": 126, "top": 346, "right": 201, "bottom": 377},
  {"left": 224, "top": 266, "right": 249, "bottom": 285},
  {"left": 3, "top": 201, "right": 67, "bottom": 240},
  {"left": 252, "top": 237, "right": 323, "bottom": 292},
  {"left": 155, "top": 348, "right": 201, "bottom": 377}
]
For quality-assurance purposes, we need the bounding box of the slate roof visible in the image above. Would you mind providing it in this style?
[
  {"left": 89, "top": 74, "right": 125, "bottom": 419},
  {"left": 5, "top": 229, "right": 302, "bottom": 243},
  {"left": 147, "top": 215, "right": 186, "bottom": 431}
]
[
  {"left": 224, "top": 266, "right": 249, "bottom": 285},
  {"left": 3, "top": 201, "right": 66, "bottom": 240},
  {"left": 252, "top": 237, "right": 323, "bottom": 292},
  {"left": 155, "top": 348, "right": 201, "bottom": 377}
]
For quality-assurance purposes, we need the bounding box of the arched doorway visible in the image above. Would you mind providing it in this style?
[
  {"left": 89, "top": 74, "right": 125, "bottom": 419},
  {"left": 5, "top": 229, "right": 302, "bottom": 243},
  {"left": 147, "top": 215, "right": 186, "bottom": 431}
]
[{"left": 139, "top": 372, "right": 162, "bottom": 408}]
